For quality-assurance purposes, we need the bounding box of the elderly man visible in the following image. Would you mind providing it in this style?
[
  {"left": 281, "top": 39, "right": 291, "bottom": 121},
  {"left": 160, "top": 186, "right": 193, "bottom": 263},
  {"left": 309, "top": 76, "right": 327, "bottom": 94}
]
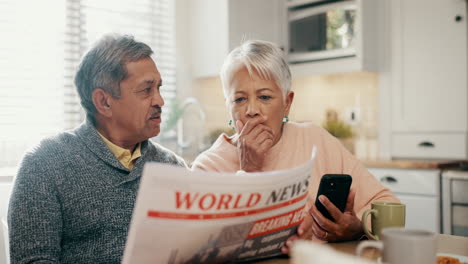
[{"left": 8, "top": 35, "right": 185, "bottom": 263}]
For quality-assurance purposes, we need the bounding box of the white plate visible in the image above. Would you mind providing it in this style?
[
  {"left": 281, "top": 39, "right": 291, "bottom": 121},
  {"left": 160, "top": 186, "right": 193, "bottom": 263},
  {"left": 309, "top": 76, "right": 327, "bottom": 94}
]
[{"left": 437, "top": 253, "right": 468, "bottom": 263}]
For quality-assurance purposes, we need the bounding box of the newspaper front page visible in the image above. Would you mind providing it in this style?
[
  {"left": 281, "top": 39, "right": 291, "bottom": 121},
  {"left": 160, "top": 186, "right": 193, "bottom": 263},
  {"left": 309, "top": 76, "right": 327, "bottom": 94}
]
[{"left": 123, "top": 152, "right": 316, "bottom": 264}]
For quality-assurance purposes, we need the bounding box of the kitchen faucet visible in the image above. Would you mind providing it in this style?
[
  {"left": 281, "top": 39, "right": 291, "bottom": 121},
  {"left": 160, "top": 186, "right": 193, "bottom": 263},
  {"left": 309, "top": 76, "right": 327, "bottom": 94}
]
[{"left": 177, "top": 97, "right": 207, "bottom": 153}]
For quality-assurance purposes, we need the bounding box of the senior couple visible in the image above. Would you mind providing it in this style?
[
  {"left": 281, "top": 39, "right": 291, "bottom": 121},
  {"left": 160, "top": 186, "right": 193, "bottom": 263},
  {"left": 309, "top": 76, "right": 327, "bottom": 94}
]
[{"left": 8, "top": 34, "right": 397, "bottom": 263}]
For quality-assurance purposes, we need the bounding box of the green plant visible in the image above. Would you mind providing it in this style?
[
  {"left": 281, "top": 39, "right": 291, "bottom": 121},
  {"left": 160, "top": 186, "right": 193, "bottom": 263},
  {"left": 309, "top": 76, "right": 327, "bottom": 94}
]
[
  {"left": 322, "top": 120, "right": 353, "bottom": 139},
  {"left": 322, "top": 109, "right": 353, "bottom": 139}
]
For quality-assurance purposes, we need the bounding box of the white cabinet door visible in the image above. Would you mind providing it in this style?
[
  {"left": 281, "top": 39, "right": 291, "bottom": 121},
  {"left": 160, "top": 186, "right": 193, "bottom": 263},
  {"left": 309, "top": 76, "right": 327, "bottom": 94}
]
[
  {"left": 369, "top": 168, "right": 440, "bottom": 233},
  {"left": 397, "top": 194, "right": 440, "bottom": 233},
  {"left": 190, "top": 0, "right": 229, "bottom": 78},
  {"left": 190, "top": 0, "right": 284, "bottom": 78},
  {"left": 228, "top": 0, "right": 284, "bottom": 51},
  {"left": 391, "top": 0, "right": 467, "bottom": 132}
]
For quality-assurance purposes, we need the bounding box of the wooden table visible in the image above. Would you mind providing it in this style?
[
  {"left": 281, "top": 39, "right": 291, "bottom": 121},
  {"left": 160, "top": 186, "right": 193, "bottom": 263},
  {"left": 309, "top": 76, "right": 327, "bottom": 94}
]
[{"left": 255, "top": 234, "right": 468, "bottom": 264}]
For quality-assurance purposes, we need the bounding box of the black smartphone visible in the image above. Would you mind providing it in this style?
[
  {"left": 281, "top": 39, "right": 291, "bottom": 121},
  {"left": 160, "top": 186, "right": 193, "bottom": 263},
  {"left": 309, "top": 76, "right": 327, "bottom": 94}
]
[{"left": 315, "top": 174, "right": 352, "bottom": 221}]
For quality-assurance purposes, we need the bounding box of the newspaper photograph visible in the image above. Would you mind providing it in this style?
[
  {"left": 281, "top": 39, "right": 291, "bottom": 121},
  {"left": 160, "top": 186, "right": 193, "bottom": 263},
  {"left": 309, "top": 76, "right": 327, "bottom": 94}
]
[{"left": 123, "top": 150, "right": 316, "bottom": 264}]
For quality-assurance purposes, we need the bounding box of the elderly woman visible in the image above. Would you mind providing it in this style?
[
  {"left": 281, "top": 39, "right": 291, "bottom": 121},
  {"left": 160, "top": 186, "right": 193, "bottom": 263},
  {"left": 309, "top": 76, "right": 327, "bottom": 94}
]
[{"left": 191, "top": 40, "right": 398, "bottom": 253}]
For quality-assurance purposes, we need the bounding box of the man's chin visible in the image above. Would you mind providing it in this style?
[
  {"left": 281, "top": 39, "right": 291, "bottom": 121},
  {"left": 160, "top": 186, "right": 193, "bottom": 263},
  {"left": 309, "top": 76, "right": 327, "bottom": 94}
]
[{"left": 148, "top": 128, "right": 161, "bottom": 139}]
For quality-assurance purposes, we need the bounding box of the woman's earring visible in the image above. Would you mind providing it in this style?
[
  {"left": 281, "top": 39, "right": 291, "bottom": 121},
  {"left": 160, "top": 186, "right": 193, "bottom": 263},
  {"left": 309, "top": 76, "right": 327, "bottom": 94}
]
[
  {"left": 282, "top": 115, "right": 289, "bottom": 124},
  {"left": 228, "top": 120, "right": 235, "bottom": 130}
]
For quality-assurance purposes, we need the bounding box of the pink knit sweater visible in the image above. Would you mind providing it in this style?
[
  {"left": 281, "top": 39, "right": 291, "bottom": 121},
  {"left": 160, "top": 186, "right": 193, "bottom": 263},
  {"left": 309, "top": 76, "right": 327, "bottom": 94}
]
[{"left": 192, "top": 122, "right": 398, "bottom": 225}]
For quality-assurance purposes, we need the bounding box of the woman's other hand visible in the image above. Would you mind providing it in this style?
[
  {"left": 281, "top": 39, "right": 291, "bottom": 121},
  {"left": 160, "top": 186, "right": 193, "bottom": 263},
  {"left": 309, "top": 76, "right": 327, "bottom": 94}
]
[
  {"left": 280, "top": 212, "right": 313, "bottom": 255},
  {"left": 309, "top": 189, "right": 364, "bottom": 242},
  {"left": 235, "top": 117, "right": 274, "bottom": 172}
]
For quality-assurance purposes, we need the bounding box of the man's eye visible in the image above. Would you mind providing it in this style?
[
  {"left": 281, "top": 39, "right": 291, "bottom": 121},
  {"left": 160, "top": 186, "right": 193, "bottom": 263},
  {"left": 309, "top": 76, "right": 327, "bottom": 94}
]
[
  {"left": 259, "top": 95, "right": 271, "bottom": 100},
  {"left": 234, "top": 97, "right": 245, "bottom": 103},
  {"left": 143, "top": 87, "right": 152, "bottom": 93}
]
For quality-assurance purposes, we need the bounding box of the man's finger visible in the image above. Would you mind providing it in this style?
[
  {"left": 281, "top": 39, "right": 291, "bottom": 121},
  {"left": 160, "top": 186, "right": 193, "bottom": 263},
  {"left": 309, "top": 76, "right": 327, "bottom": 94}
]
[{"left": 345, "top": 188, "right": 356, "bottom": 213}]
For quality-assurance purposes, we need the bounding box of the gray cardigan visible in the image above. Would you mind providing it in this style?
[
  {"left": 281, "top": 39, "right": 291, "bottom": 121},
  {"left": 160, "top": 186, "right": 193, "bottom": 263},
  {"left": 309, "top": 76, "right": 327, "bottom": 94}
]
[{"left": 8, "top": 120, "right": 185, "bottom": 263}]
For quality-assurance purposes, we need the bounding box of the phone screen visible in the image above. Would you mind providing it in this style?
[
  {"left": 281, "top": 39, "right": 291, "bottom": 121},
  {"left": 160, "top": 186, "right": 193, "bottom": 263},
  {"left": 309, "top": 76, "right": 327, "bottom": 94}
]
[{"left": 314, "top": 174, "right": 352, "bottom": 221}]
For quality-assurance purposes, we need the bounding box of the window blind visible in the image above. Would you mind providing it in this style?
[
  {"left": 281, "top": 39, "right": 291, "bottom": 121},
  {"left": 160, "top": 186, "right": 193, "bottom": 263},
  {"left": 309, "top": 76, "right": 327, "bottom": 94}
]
[{"left": 0, "top": 0, "right": 177, "bottom": 171}]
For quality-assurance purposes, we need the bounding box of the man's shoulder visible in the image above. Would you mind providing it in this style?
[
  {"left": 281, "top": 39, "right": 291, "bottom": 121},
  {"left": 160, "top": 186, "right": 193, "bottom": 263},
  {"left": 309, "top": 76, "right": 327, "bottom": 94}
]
[
  {"left": 19, "top": 128, "right": 86, "bottom": 171},
  {"left": 26, "top": 130, "right": 78, "bottom": 156},
  {"left": 146, "top": 140, "right": 186, "bottom": 167}
]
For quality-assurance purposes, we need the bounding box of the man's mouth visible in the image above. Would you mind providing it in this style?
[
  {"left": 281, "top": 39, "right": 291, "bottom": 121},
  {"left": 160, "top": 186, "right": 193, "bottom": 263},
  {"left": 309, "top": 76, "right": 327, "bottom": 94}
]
[{"left": 149, "top": 115, "right": 161, "bottom": 120}]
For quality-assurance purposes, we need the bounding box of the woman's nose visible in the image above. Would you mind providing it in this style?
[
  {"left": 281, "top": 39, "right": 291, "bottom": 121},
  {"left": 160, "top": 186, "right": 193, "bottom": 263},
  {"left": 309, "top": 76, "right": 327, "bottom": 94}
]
[{"left": 246, "top": 100, "right": 260, "bottom": 117}]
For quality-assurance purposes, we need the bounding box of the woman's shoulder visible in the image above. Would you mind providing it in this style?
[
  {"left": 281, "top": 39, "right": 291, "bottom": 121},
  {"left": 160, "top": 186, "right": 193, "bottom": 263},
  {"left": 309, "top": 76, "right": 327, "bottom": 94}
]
[
  {"left": 191, "top": 133, "right": 238, "bottom": 172},
  {"left": 285, "top": 121, "right": 331, "bottom": 138}
]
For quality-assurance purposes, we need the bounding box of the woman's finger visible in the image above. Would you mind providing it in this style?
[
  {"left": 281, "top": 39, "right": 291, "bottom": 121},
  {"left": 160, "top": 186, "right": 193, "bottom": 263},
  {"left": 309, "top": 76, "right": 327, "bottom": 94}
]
[
  {"left": 297, "top": 213, "right": 313, "bottom": 238},
  {"left": 281, "top": 234, "right": 299, "bottom": 255},
  {"left": 318, "top": 195, "right": 344, "bottom": 222},
  {"left": 309, "top": 202, "right": 338, "bottom": 232},
  {"left": 257, "top": 138, "right": 274, "bottom": 154},
  {"left": 255, "top": 130, "right": 274, "bottom": 147},
  {"left": 344, "top": 188, "right": 356, "bottom": 213},
  {"left": 240, "top": 116, "right": 267, "bottom": 135},
  {"left": 310, "top": 217, "right": 327, "bottom": 240},
  {"left": 246, "top": 123, "right": 274, "bottom": 140},
  {"left": 235, "top": 119, "right": 244, "bottom": 132},
  {"left": 249, "top": 127, "right": 274, "bottom": 143}
]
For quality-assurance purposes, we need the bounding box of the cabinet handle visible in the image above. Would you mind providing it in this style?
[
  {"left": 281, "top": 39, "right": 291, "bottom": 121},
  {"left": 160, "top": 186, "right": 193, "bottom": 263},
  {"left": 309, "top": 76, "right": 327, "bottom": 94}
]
[
  {"left": 418, "top": 141, "right": 435, "bottom": 148},
  {"left": 380, "top": 176, "right": 398, "bottom": 184},
  {"left": 455, "top": 15, "right": 463, "bottom": 22}
]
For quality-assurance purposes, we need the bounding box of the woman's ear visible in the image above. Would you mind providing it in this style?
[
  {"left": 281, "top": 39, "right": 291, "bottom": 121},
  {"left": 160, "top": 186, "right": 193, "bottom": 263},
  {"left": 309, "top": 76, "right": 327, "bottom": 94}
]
[
  {"left": 92, "top": 89, "right": 113, "bottom": 118},
  {"left": 284, "top": 91, "right": 295, "bottom": 115}
]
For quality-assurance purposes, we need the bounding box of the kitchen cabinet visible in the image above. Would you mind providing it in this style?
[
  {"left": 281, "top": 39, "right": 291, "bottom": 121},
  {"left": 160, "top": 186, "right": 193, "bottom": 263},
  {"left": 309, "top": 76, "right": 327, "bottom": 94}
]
[
  {"left": 389, "top": 0, "right": 467, "bottom": 159},
  {"left": 368, "top": 168, "right": 440, "bottom": 233},
  {"left": 189, "top": 0, "right": 285, "bottom": 78},
  {"left": 442, "top": 170, "right": 468, "bottom": 237},
  {"left": 288, "top": 0, "right": 385, "bottom": 77}
]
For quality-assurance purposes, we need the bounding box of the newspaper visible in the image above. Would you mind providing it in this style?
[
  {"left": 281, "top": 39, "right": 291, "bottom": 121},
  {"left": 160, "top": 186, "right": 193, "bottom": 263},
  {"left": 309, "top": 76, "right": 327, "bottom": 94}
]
[{"left": 123, "top": 149, "right": 316, "bottom": 264}]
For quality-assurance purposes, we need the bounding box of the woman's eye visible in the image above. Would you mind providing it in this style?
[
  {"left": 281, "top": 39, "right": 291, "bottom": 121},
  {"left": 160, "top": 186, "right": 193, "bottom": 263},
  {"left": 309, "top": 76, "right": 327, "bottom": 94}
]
[
  {"left": 259, "top": 95, "right": 271, "bottom": 100},
  {"left": 234, "top": 97, "right": 245, "bottom": 103}
]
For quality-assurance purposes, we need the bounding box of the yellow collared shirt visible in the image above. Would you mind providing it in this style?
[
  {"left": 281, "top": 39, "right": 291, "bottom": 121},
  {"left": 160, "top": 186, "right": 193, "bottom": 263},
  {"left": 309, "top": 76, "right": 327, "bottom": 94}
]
[{"left": 98, "top": 132, "right": 141, "bottom": 170}]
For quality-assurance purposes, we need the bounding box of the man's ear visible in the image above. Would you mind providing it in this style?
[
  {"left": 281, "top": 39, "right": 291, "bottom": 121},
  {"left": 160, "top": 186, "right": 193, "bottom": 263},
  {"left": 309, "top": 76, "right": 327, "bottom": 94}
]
[
  {"left": 92, "top": 89, "right": 112, "bottom": 118},
  {"left": 284, "top": 91, "right": 295, "bottom": 116}
]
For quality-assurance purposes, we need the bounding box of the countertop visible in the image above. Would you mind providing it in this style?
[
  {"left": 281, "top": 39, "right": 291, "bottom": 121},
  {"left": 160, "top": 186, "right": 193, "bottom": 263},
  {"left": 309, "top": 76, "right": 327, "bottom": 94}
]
[
  {"left": 362, "top": 159, "right": 468, "bottom": 170},
  {"left": 257, "top": 234, "right": 468, "bottom": 264}
]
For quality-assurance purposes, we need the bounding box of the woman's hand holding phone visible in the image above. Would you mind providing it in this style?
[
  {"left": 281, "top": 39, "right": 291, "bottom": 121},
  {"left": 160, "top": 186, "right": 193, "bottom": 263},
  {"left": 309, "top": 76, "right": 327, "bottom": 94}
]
[{"left": 309, "top": 189, "right": 364, "bottom": 242}]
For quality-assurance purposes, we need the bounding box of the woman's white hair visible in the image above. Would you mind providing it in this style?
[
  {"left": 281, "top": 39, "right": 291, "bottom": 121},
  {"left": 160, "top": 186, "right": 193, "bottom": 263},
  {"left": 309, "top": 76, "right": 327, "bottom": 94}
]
[{"left": 220, "top": 40, "right": 291, "bottom": 100}]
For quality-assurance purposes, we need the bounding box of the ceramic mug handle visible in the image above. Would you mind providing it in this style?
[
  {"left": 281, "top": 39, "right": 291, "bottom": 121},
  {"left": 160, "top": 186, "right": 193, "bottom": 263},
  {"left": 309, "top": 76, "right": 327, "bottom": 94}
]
[
  {"left": 356, "top": 240, "right": 383, "bottom": 264},
  {"left": 362, "top": 209, "right": 379, "bottom": 240}
]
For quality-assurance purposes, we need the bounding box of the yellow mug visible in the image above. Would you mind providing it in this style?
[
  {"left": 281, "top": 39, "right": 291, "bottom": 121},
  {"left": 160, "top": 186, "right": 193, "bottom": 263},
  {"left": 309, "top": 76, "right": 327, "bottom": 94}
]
[{"left": 361, "top": 201, "right": 405, "bottom": 240}]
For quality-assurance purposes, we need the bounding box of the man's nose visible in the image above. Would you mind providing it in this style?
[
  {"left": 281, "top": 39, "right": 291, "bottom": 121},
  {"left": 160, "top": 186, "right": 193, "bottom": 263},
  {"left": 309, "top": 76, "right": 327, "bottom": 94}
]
[
  {"left": 246, "top": 100, "right": 260, "bottom": 117},
  {"left": 152, "top": 90, "right": 164, "bottom": 107}
]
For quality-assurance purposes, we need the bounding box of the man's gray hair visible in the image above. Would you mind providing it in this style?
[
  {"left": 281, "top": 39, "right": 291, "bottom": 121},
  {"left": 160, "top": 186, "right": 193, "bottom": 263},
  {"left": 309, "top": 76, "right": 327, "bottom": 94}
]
[
  {"left": 220, "top": 40, "right": 291, "bottom": 100},
  {"left": 74, "top": 34, "right": 153, "bottom": 122}
]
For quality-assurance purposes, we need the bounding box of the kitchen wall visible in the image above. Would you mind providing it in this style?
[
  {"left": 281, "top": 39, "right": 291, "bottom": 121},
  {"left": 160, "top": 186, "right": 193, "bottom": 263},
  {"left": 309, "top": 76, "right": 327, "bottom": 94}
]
[{"left": 193, "top": 71, "right": 379, "bottom": 159}]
